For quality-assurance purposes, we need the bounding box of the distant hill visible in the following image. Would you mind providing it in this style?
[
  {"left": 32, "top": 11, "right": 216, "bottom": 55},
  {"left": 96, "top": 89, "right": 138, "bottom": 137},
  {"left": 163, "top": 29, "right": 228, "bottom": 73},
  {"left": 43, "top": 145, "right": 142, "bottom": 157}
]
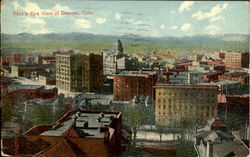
[
  {"left": 1, "top": 33, "right": 249, "bottom": 54},
  {"left": 1, "top": 32, "right": 248, "bottom": 43}
]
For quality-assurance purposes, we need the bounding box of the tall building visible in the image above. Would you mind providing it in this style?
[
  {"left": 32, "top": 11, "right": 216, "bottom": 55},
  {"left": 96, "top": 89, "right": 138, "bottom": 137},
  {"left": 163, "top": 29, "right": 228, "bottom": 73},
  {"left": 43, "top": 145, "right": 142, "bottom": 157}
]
[
  {"left": 102, "top": 49, "right": 116, "bottom": 75},
  {"left": 56, "top": 53, "right": 103, "bottom": 92},
  {"left": 114, "top": 71, "right": 157, "bottom": 101},
  {"left": 154, "top": 84, "right": 219, "bottom": 126},
  {"left": 224, "top": 52, "right": 249, "bottom": 70}
]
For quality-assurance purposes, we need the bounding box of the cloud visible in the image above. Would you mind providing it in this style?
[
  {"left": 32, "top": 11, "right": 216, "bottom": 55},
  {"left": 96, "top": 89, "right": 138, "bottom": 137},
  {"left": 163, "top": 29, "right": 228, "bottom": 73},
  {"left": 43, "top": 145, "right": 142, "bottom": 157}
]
[
  {"left": 22, "top": 0, "right": 42, "bottom": 13},
  {"left": 204, "top": 24, "right": 221, "bottom": 35},
  {"left": 51, "top": 4, "right": 71, "bottom": 12},
  {"left": 171, "top": 10, "right": 176, "bottom": 14},
  {"left": 134, "top": 20, "right": 143, "bottom": 25},
  {"left": 14, "top": 0, "right": 71, "bottom": 17},
  {"left": 192, "top": 3, "right": 228, "bottom": 20},
  {"left": 179, "top": 1, "right": 194, "bottom": 13},
  {"left": 222, "top": 3, "right": 228, "bottom": 9},
  {"left": 170, "top": 25, "right": 178, "bottom": 30},
  {"left": 96, "top": 18, "right": 106, "bottom": 24},
  {"left": 160, "top": 24, "right": 165, "bottom": 29},
  {"left": 75, "top": 19, "right": 91, "bottom": 29},
  {"left": 115, "top": 13, "right": 121, "bottom": 20},
  {"left": 23, "top": 17, "right": 46, "bottom": 25},
  {"left": 181, "top": 23, "right": 191, "bottom": 31},
  {"left": 12, "top": 1, "right": 20, "bottom": 10},
  {"left": 209, "top": 16, "right": 224, "bottom": 23},
  {"left": 32, "top": 28, "right": 53, "bottom": 34}
]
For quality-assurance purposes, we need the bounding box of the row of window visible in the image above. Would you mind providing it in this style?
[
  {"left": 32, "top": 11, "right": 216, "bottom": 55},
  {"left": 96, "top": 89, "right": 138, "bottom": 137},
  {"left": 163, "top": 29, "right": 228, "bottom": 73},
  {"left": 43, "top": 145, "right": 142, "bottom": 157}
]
[{"left": 157, "top": 110, "right": 216, "bottom": 117}]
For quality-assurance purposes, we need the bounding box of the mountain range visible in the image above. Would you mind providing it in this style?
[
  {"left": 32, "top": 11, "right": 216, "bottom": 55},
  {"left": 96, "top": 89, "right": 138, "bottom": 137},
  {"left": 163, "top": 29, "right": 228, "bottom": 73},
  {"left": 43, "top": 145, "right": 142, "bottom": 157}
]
[{"left": 1, "top": 33, "right": 249, "bottom": 44}]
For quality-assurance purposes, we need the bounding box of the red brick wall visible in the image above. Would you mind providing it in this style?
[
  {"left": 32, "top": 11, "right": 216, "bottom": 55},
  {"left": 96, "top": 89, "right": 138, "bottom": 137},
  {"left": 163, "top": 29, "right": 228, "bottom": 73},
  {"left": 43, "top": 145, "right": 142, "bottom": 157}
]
[{"left": 114, "top": 74, "right": 157, "bottom": 101}]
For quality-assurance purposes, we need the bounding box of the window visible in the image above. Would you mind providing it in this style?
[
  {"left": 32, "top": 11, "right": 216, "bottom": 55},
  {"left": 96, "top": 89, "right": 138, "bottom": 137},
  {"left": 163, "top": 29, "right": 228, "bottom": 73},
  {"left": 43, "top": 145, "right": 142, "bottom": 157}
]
[
  {"left": 158, "top": 105, "right": 161, "bottom": 109},
  {"left": 163, "top": 105, "right": 166, "bottom": 109}
]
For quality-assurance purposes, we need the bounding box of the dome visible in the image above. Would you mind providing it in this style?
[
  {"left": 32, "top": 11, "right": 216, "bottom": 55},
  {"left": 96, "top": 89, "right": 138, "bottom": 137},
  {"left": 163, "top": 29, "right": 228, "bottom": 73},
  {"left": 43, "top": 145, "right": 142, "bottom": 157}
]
[{"left": 114, "top": 40, "right": 123, "bottom": 56}]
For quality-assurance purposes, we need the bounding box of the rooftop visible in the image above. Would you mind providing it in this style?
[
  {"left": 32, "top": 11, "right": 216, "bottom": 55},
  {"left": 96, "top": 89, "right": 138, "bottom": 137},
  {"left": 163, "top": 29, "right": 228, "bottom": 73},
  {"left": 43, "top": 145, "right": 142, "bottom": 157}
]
[
  {"left": 222, "top": 72, "right": 249, "bottom": 78},
  {"left": 40, "top": 110, "right": 120, "bottom": 138},
  {"left": 216, "top": 80, "right": 241, "bottom": 86},
  {"left": 116, "top": 71, "right": 156, "bottom": 77},
  {"left": 8, "top": 84, "right": 44, "bottom": 93}
]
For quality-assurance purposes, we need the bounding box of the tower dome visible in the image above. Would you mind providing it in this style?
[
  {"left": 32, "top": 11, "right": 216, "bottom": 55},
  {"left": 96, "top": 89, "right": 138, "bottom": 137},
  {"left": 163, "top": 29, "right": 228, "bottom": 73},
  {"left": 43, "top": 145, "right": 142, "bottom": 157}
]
[{"left": 114, "top": 40, "right": 123, "bottom": 56}]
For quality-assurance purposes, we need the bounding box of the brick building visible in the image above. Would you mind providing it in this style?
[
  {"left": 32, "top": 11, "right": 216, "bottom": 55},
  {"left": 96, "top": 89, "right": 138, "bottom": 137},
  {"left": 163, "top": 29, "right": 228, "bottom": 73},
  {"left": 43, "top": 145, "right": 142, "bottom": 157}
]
[
  {"left": 56, "top": 53, "right": 103, "bottom": 92},
  {"left": 218, "top": 72, "right": 249, "bottom": 85},
  {"left": 38, "top": 55, "right": 56, "bottom": 65},
  {"left": 2, "top": 53, "right": 22, "bottom": 66},
  {"left": 154, "top": 84, "right": 219, "bottom": 126},
  {"left": 11, "top": 64, "right": 53, "bottom": 77},
  {"left": 218, "top": 94, "right": 249, "bottom": 120},
  {"left": 224, "top": 52, "right": 249, "bottom": 70},
  {"left": 114, "top": 71, "right": 157, "bottom": 101},
  {"left": 2, "top": 110, "right": 123, "bottom": 157}
]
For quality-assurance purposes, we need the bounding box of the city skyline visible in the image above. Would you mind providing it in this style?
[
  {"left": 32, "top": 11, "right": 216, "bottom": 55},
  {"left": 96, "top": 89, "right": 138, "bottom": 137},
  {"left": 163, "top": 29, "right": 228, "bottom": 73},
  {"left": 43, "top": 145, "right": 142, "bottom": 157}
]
[{"left": 1, "top": 0, "right": 249, "bottom": 37}]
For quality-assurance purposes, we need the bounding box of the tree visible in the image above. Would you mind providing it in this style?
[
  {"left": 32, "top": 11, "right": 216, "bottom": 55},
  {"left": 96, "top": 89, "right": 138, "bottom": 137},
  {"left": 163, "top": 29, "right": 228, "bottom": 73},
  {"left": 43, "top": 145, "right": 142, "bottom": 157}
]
[
  {"left": 156, "top": 124, "right": 165, "bottom": 142},
  {"left": 225, "top": 112, "right": 248, "bottom": 131},
  {"left": 178, "top": 115, "right": 199, "bottom": 141},
  {"left": 1, "top": 98, "right": 16, "bottom": 120},
  {"left": 29, "top": 105, "right": 53, "bottom": 126},
  {"left": 124, "top": 106, "right": 148, "bottom": 146}
]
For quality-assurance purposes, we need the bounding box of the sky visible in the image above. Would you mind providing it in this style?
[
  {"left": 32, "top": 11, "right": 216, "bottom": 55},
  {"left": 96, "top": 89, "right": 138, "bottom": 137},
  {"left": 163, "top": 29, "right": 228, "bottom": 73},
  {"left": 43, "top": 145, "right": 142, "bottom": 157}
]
[{"left": 1, "top": 0, "right": 249, "bottom": 37}]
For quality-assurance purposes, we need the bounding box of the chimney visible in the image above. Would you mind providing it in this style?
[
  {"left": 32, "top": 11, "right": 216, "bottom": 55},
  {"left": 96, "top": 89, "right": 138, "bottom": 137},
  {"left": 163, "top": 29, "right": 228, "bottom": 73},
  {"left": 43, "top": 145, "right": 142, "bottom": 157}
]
[
  {"left": 84, "top": 121, "right": 89, "bottom": 128},
  {"left": 206, "top": 140, "right": 213, "bottom": 157},
  {"left": 14, "top": 137, "right": 19, "bottom": 156}
]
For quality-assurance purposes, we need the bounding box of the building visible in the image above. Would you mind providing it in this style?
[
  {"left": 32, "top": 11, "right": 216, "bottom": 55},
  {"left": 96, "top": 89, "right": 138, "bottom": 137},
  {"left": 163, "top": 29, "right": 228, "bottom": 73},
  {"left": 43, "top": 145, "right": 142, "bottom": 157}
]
[
  {"left": 11, "top": 63, "right": 55, "bottom": 78},
  {"left": 102, "top": 40, "right": 138, "bottom": 75},
  {"left": 116, "top": 56, "right": 138, "bottom": 71},
  {"left": 102, "top": 49, "right": 117, "bottom": 75},
  {"left": 56, "top": 53, "right": 103, "bottom": 92},
  {"left": 154, "top": 84, "right": 219, "bottom": 126},
  {"left": 114, "top": 71, "right": 157, "bottom": 101},
  {"left": 38, "top": 55, "right": 56, "bottom": 65},
  {"left": 224, "top": 52, "right": 249, "bottom": 70},
  {"left": 199, "top": 60, "right": 225, "bottom": 72},
  {"left": 52, "top": 49, "right": 74, "bottom": 56},
  {"left": 168, "top": 71, "right": 204, "bottom": 85},
  {"left": 194, "top": 119, "right": 249, "bottom": 157},
  {"left": 2, "top": 53, "right": 22, "bottom": 66},
  {"left": 39, "top": 73, "right": 56, "bottom": 85},
  {"left": 2, "top": 110, "right": 123, "bottom": 157},
  {"left": 218, "top": 72, "right": 249, "bottom": 85},
  {"left": 216, "top": 80, "right": 241, "bottom": 95},
  {"left": 218, "top": 94, "right": 249, "bottom": 123}
]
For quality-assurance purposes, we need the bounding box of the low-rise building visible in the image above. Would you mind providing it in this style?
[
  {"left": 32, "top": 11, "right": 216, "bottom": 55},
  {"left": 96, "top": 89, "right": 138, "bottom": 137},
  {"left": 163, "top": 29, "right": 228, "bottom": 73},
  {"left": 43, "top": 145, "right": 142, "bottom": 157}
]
[
  {"left": 114, "top": 71, "right": 157, "bottom": 101},
  {"left": 2, "top": 110, "right": 123, "bottom": 157},
  {"left": 154, "top": 84, "right": 219, "bottom": 126},
  {"left": 2, "top": 53, "right": 22, "bottom": 66},
  {"left": 169, "top": 71, "right": 204, "bottom": 85},
  {"left": 218, "top": 72, "right": 249, "bottom": 85},
  {"left": 194, "top": 119, "right": 249, "bottom": 157}
]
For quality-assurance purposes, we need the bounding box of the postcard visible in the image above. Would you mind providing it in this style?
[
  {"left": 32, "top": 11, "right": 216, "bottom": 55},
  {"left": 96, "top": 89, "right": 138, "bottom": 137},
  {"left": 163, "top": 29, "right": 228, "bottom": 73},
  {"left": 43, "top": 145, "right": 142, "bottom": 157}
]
[{"left": 1, "top": 1, "right": 249, "bottom": 157}]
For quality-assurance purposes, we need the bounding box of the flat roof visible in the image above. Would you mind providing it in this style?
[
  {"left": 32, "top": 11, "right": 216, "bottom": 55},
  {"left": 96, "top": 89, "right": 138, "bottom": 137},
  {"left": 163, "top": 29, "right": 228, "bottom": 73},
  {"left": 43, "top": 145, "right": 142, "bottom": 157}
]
[
  {"left": 8, "top": 85, "right": 44, "bottom": 93},
  {"left": 40, "top": 111, "right": 118, "bottom": 138},
  {"left": 216, "top": 80, "right": 241, "bottom": 85},
  {"left": 155, "top": 83, "right": 218, "bottom": 88}
]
